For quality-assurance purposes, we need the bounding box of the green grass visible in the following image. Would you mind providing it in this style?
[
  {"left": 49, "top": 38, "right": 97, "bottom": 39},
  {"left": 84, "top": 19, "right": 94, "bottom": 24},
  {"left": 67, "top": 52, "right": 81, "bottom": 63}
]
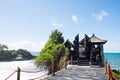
[{"left": 112, "top": 70, "right": 120, "bottom": 79}]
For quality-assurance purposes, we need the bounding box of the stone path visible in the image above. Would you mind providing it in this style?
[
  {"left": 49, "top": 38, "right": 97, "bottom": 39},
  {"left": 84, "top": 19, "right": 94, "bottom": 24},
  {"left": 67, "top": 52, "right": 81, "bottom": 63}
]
[{"left": 41, "top": 65, "right": 108, "bottom": 80}]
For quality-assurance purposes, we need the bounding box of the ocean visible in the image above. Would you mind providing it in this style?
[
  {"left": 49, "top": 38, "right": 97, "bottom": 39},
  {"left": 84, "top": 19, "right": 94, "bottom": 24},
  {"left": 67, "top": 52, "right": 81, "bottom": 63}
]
[
  {"left": 104, "top": 53, "right": 120, "bottom": 70},
  {"left": 31, "top": 52, "right": 40, "bottom": 56},
  {"left": 31, "top": 52, "right": 120, "bottom": 70}
]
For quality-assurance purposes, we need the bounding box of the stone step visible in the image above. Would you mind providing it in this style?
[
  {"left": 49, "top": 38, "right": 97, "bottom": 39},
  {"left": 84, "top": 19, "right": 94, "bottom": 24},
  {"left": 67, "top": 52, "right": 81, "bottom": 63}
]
[
  {"left": 78, "top": 59, "right": 89, "bottom": 62},
  {"left": 72, "top": 60, "right": 90, "bottom": 66},
  {"left": 77, "top": 61, "right": 90, "bottom": 66}
]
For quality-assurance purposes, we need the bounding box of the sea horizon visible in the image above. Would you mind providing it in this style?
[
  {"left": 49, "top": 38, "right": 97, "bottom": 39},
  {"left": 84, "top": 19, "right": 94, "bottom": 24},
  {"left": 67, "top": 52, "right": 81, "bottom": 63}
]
[{"left": 30, "top": 51, "right": 120, "bottom": 56}]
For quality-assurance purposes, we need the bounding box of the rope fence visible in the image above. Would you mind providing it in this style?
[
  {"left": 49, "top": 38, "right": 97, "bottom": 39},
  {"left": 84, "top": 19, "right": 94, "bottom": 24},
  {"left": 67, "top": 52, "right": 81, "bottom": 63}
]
[
  {"left": 5, "top": 70, "right": 17, "bottom": 80},
  {"left": 5, "top": 59, "right": 116, "bottom": 80},
  {"left": 104, "top": 60, "right": 118, "bottom": 80},
  {"left": 4, "top": 59, "right": 70, "bottom": 80},
  {"left": 21, "top": 69, "right": 45, "bottom": 73}
]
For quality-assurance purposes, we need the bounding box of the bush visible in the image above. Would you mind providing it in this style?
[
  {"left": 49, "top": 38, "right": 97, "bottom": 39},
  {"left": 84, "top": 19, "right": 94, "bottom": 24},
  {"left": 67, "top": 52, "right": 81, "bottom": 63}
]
[
  {"left": 112, "top": 69, "right": 120, "bottom": 79},
  {"left": 35, "top": 30, "right": 68, "bottom": 73}
]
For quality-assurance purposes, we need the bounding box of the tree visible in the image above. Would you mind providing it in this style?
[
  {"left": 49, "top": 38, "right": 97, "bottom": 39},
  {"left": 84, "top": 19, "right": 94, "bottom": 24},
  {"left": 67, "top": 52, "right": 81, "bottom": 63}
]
[
  {"left": 17, "top": 49, "right": 33, "bottom": 59},
  {"left": 45, "top": 29, "right": 64, "bottom": 45},
  {"left": 35, "top": 30, "right": 68, "bottom": 73},
  {"left": 0, "top": 44, "right": 8, "bottom": 52}
]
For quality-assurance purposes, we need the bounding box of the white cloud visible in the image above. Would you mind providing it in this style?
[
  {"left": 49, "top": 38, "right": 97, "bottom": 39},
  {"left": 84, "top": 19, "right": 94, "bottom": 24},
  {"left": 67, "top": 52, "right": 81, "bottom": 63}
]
[
  {"left": 91, "top": 11, "right": 109, "bottom": 21},
  {"left": 51, "top": 21, "right": 63, "bottom": 28},
  {"left": 104, "top": 42, "right": 120, "bottom": 52},
  {"left": 72, "top": 15, "right": 79, "bottom": 24},
  {"left": 0, "top": 40, "right": 45, "bottom": 52}
]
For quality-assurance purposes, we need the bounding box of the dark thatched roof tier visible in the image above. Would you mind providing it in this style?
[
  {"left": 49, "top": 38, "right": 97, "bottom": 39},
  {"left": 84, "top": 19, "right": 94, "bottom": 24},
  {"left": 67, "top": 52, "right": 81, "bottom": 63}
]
[{"left": 90, "top": 34, "right": 107, "bottom": 44}]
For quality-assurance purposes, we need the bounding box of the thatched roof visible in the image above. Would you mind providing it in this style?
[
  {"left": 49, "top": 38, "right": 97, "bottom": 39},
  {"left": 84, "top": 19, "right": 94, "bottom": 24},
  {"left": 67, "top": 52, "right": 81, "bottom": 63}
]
[{"left": 90, "top": 34, "right": 107, "bottom": 44}]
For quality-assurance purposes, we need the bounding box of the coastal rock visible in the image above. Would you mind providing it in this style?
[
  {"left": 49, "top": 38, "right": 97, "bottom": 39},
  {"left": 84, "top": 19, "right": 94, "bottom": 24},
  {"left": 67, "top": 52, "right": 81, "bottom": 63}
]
[{"left": 0, "top": 49, "right": 35, "bottom": 61}]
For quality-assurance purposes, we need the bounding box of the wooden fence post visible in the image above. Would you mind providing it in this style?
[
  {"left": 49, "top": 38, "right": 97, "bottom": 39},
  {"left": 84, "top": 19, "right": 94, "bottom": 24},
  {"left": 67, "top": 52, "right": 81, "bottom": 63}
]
[
  {"left": 70, "top": 56, "right": 72, "bottom": 64},
  {"left": 52, "top": 62, "right": 55, "bottom": 76},
  {"left": 17, "top": 67, "right": 21, "bottom": 80},
  {"left": 105, "top": 60, "right": 107, "bottom": 74},
  {"left": 65, "top": 58, "right": 67, "bottom": 69},
  {"left": 108, "top": 64, "right": 111, "bottom": 80}
]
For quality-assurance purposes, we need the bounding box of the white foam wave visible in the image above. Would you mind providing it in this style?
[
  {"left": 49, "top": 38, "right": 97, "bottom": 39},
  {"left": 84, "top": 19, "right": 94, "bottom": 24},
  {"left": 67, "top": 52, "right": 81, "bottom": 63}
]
[{"left": 0, "top": 60, "right": 48, "bottom": 80}]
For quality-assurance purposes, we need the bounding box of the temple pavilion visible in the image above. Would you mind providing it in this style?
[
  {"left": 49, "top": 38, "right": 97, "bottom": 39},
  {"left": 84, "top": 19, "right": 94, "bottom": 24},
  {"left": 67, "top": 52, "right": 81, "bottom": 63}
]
[{"left": 64, "top": 34, "right": 107, "bottom": 67}]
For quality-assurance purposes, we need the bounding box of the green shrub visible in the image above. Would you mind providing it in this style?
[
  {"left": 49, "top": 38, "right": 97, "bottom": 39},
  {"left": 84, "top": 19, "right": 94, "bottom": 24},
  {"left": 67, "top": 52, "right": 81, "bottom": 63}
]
[
  {"left": 112, "top": 70, "right": 120, "bottom": 79},
  {"left": 35, "top": 30, "right": 68, "bottom": 73}
]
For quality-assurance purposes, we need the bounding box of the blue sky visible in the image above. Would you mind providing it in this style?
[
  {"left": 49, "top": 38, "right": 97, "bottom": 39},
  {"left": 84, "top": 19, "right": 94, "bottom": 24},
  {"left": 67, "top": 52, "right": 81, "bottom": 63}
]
[{"left": 0, "top": 0, "right": 120, "bottom": 52}]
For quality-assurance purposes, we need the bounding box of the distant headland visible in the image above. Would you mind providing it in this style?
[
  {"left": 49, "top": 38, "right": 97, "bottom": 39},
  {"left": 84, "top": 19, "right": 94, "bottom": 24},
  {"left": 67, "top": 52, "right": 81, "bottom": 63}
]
[{"left": 0, "top": 44, "right": 35, "bottom": 61}]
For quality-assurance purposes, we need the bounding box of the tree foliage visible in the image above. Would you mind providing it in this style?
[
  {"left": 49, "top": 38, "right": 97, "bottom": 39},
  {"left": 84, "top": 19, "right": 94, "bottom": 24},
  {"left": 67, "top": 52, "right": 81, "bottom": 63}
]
[
  {"left": 0, "top": 49, "right": 34, "bottom": 61},
  {"left": 0, "top": 44, "right": 8, "bottom": 51},
  {"left": 45, "top": 29, "right": 64, "bottom": 46},
  {"left": 35, "top": 30, "right": 68, "bottom": 70}
]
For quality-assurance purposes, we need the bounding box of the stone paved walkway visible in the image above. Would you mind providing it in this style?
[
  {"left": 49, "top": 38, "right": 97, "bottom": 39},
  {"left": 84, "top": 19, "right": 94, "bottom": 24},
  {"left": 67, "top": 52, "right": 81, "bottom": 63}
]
[{"left": 41, "top": 65, "right": 108, "bottom": 80}]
